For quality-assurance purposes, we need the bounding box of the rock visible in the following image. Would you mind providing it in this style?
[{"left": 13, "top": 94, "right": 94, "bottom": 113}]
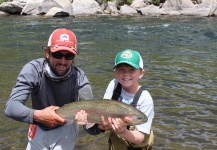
[
  {"left": 181, "top": 0, "right": 215, "bottom": 16},
  {"left": 0, "top": 1, "right": 23, "bottom": 14},
  {"left": 162, "top": 0, "right": 195, "bottom": 11},
  {"left": 53, "top": 0, "right": 72, "bottom": 15},
  {"left": 120, "top": 4, "right": 138, "bottom": 15},
  {"left": 131, "top": 0, "right": 147, "bottom": 10},
  {"left": 38, "top": 0, "right": 62, "bottom": 15},
  {"left": 212, "top": 2, "right": 217, "bottom": 16},
  {"left": 0, "top": 0, "right": 217, "bottom": 17},
  {"left": 106, "top": 1, "right": 118, "bottom": 14},
  {"left": 141, "top": 4, "right": 163, "bottom": 16},
  {"left": 72, "top": 0, "right": 102, "bottom": 17},
  {"left": 0, "top": 10, "right": 10, "bottom": 16},
  {"left": 21, "top": 0, "right": 44, "bottom": 15},
  {"left": 45, "top": 7, "right": 69, "bottom": 17}
]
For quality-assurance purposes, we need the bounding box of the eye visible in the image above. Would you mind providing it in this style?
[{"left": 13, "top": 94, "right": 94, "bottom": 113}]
[{"left": 131, "top": 68, "right": 136, "bottom": 72}]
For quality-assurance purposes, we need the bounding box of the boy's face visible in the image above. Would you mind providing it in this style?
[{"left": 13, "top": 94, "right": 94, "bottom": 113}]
[{"left": 114, "top": 64, "right": 144, "bottom": 90}]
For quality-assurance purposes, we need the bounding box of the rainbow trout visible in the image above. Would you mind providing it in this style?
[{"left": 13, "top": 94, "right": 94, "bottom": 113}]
[{"left": 55, "top": 99, "right": 147, "bottom": 125}]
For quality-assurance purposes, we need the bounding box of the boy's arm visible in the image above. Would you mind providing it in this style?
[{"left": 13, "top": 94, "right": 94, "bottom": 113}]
[{"left": 110, "top": 118, "right": 145, "bottom": 144}]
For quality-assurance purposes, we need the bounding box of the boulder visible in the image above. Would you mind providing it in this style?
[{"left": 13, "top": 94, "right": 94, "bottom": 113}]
[
  {"left": 181, "top": 0, "right": 216, "bottom": 16},
  {"left": 38, "top": 0, "right": 62, "bottom": 15},
  {"left": 212, "top": 2, "right": 217, "bottom": 16},
  {"left": 0, "top": 0, "right": 217, "bottom": 17},
  {"left": 162, "top": 0, "right": 195, "bottom": 11},
  {"left": 141, "top": 4, "right": 163, "bottom": 16},
  {"left": 45, "top": 7, "right": 69, "bottom": 17},
  {"left": 120, "top": 4, "right": 138, "bottom": 15},
  {"left": 106, "top": 1, "right": 118, "bottom": 14},
  {"left": 0, "top": 10, "right": 9, "bottom": 15},
  {"left": 21, "top": 0, "right": 44, "bottom": 15},
  {"left": 72, "top": 0, "right": 102, "bottom": 16},
  {"left": 0, "top": 1, "right": 23, "bottom": 14},
  {"left": 53, "top": 0, "right": 72, "bottom": 15},
  {"left": 131, "top": 0, "right": 147, "bottom": 11}
]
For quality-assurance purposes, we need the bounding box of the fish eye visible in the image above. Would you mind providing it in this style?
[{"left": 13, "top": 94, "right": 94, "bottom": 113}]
[{"left": 138, "top": 116, "right": 142, "bottom": 119}]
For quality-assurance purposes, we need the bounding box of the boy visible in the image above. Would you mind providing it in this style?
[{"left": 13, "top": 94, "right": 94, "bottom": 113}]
[{"left": 101, "top": 49, "right": 154, "bottom": 150}]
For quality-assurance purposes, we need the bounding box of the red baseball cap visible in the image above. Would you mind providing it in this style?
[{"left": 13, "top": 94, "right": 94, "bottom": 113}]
[{"left": 47, "top": 28, "right": 78, "bottom": 55}]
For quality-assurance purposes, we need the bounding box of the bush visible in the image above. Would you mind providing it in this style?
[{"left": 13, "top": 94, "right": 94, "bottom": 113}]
[
  {"left": 150, "top": 0, "right": 166, "bottom": 6},
  {"left": 103, "top": 0, "right": 133, "bottom": 5},
  {"left": 0, "top": 0, "right": 6, "bottom": 4}
]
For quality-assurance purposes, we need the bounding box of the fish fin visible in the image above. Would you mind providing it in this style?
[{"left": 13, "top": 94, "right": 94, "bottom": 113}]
[
  {"left": 124, "top": 115, "right": 135, "bottom": 125},
  {"left": 116, "top": 122, "right": 127, "bottom": 126},
  {"left": 65, "top": 118, "right": 74, "bottom": 125},
  {"left": 85, "top": 123, "right": 95, "bottom": 129}
]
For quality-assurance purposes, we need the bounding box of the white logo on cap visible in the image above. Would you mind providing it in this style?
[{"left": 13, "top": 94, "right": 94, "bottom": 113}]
[
  {"left": 60, "top": 34, "right": 69, "bottom": 40},
  {"left": 121, "top": 51, "right": 132, "bottom": 58}
]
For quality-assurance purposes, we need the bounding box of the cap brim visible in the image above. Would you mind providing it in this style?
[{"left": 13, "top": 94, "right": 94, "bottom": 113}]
[
  {"left": 50, "top": 46, "right": 78, "bottom": 55},
  {"left": 113, "top": 62, "right": 141, "bottom": 69}
]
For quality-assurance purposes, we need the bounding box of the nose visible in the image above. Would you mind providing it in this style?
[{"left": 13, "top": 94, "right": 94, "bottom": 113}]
[
  {"left": 59, "top": 57, "right": 66, "bottom": 64},
  {"left": 123, "top": 70, "right": 129, "bottom": 75}
]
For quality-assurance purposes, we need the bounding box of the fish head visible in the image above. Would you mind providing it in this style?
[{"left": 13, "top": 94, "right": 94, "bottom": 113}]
[{"left": 124, "top": 114, "right": 147, "bottom": 125}]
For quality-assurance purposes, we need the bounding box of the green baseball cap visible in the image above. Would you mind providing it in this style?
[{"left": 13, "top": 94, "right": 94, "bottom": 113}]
[{"left": 114, "top": 49, "right": 144, "bottom": 69}]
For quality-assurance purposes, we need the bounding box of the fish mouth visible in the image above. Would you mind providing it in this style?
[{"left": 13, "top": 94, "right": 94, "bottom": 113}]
[
  {"left": 124, "top": 115, "right": 147, "bottom": 125},
  {"left": 125, "top": 119, "right": 133, "bottom": 124},
  {"left": 124, "top": 115, "right": 140, "bottom": 125}
]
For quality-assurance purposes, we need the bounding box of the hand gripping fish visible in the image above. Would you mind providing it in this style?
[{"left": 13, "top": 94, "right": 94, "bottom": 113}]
[{"left": 55, "top": 99, "right": 148, "bottom": 126}]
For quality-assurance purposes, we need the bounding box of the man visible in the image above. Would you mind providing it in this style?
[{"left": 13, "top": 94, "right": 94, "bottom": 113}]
[{"left": 4, "top": 28, "right": 97, "bottom": 150}]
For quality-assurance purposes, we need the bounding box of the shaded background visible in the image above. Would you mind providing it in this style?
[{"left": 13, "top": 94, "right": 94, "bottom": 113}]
[{"left": 0, "top": 16, "right": 216, "bottom": 150}]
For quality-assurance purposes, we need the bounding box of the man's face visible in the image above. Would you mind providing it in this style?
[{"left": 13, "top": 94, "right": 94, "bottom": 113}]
[{"left": 46, "top": 49, "right": 75, "bottom": 76}]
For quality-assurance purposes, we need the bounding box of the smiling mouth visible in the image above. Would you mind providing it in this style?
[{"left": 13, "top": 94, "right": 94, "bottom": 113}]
[
  {"left": 123, "top": 78, "right": 131, "bottom": 81},
  {"left": 57, "top": 64, "right": 67, "bottom": 68},
  {"left": 58, "top": 65, "right": 65, "bottom": 68}
]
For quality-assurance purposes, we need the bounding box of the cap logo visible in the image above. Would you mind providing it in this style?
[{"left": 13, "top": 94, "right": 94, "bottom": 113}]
[
  {"left": 60, "top": 34, "right": 69, "bottom": 41},
  {"left": 121, "top": 51, "right": 132, "bottom": 58}
]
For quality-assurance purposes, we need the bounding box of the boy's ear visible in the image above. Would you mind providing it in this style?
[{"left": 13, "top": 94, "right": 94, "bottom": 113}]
[
  {"left": 113, "top": 69, "right": 117, "bottom": 76},
  {"left": 139, "top": 69, "right": 145, "bottom": 79}
]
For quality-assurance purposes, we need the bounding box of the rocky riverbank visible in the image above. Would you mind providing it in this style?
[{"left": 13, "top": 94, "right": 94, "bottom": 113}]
[{"left": 0, "top": 0, "right": 217, "bottom": 17}]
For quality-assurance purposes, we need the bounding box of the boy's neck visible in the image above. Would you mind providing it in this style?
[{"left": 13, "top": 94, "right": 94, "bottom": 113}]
[{"left": 122, "top": 84, "right": 141, "bottom": 94}]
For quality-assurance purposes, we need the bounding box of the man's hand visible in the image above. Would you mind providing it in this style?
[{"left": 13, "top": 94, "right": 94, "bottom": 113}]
[{"left": 33, "top": 106, "right": 66, "bottom": 127}]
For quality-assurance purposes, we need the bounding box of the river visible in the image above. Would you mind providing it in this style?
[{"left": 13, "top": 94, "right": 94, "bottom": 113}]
[{"left": 0, "top": 15, "right": 216, "bottom": 150}]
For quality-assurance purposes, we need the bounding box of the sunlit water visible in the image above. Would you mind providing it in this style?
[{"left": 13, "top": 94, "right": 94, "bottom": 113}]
[{"left": 0, "top": 15, "right": 216, "bottom": 150}]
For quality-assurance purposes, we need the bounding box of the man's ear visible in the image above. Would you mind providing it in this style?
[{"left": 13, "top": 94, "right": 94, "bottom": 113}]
[{"left": 45, "top": 49, "right": 50, "bottom": 59}]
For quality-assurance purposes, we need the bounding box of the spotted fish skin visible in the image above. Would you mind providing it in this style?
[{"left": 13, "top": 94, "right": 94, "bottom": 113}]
[{"left": 55, "top": 99, "right": 147, "bottom": 125}]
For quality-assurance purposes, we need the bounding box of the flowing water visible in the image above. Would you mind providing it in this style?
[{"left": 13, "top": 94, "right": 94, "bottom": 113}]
[{"left": 0, "top": 15, "right": 216, "bottom": 150}]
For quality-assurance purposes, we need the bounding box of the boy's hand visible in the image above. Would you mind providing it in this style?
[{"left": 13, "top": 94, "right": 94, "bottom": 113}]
[
  {"left": 98, "top": 116, "right": 126, "bottom": 133},
  {"left": 111, "top": 118, "right": 127, "bottom": 134},
  {"left": 74, "top": 110, "right": 88, "bottom": 126},
  {"left": 98, "top": 116, "right": 112, "bottom": 131}
]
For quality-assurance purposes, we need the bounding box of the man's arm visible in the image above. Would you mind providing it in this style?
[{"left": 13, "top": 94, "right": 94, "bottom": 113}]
[{"left": 5, "top": 63, "right": 36, "bottom": 124}]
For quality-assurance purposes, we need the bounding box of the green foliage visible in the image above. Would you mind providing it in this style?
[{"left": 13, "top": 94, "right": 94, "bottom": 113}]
[
  {"left": 103, "top": 0, "right": 133, "bottom": 5},
  {"left": 150, "top": 0, "right": 161, "bottom": 5},
  {"left": 0, "top": 0, "right": 7, "bottom": 4},
  {"left": 126, "top": 0, "right": 133, "bottom": 4}
]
